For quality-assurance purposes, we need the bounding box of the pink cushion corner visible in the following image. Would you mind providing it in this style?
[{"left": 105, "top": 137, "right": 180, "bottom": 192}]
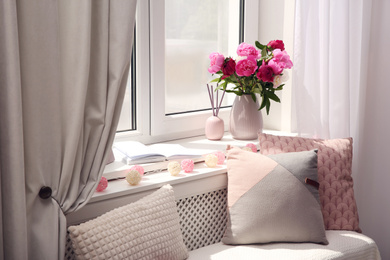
[{"left": 258, "top": 133, "right": 361, "bottom": 232}]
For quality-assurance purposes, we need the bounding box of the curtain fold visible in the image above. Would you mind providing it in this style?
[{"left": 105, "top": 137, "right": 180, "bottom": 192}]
[
  {"left": 0, "top": 1, "right": 29, "bottom": 259},
  {"left": 292, "top": 0, "right": 372, "bottom": 140},
  {"left": 0, "top": 0, "right": 137, "bottom": 259}
]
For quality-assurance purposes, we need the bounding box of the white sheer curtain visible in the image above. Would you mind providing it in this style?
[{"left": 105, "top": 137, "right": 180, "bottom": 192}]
[
  {"left": 292, "top": 0, "right": 372, "bottom": 140},
  {"left": 0, "top": 1, "right": 137, "bottom": 259},
  {"left": 292, "top": 1, "right": 390, "bottom": 259}
]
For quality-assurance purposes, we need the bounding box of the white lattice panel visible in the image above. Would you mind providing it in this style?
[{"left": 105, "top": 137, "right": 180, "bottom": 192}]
[
  {"left": 64, "top": 188, "right": 227, "bottom": 259},
  {"left": 177, "top": 188, "right": 227, "bottom": 251},
  {"left": 65, "top": 231, "right": 75, "bottom": 260}
]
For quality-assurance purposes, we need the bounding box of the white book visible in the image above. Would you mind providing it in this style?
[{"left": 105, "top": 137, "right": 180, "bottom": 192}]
[{"left": 114, "top": 141, "right": 207, "bottom": 165}]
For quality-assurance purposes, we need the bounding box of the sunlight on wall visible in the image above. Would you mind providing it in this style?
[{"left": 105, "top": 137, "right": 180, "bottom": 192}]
[{"left": 258, "top": 0, "right": 295, "bottom": 132}]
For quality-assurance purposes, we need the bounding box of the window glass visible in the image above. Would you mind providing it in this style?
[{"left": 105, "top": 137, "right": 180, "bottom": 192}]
[
  {"left": 117, "top": 47, "right": 136, "bottom": 133},
  {"left": 164, "top": 0, "right": 240, "bottom": 115},
  {"left": 116, "top": 72, "right": 133, "bottom": 131}
]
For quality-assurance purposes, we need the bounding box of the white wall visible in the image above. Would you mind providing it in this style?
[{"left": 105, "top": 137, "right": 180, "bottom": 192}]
[
  {"left": 354, "top": 1, "right": 390, "bottom": 259},
  {"left": 258, "top": 0, "right": 294, "bottom": 132}
]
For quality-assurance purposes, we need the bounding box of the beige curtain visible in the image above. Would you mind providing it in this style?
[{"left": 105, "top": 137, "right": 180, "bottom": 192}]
[{"left": 0, "top": 0, "right": 137, "bottom": 259}]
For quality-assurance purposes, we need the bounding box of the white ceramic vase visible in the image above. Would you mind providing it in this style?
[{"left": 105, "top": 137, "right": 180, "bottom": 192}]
[{"left": 229, "top": 95, "right": 263, "bottom": 140}]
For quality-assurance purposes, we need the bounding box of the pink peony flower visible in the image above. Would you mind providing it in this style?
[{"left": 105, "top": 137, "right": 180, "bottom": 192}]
[
  {"left": 267, "top": 40, "right": 285, "bottom": 51},
  {"left": 236, "top": 57, "right": 258, "bottom": 77},
  {"left": 96, "top": 177, "right": 108, "bottom": 192},
  {"left": 271, "top": 49, "right": 293, "bottom": 70},
  {"left": 208, "top": 52, "right": 225, "bottom": 74},
  {"left": 221, "top": 58, "right": 236, "bottom": 80},
  {"left": 237, "top": 42, "right": 259, "bottom": 58},
  {"left": 257, "top": 61, "right": 274, "bottom": 82},
  {"left": 268, "top": 59, "right": 283, "bottom": 75}
]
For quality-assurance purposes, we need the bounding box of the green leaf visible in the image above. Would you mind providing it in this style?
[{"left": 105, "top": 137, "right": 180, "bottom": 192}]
[
  {"left": 215, "top": 84, "right": 224, "bottom": 91},
  {"left": 267, "top": 91, "right": 281, "bottom": 103},
  {"left": 255, "top": 41, "right": 266, "bottom": 50},
  {"left": 259, "top": 95, "right": 267, "bottom": 111},
  {"left": 264, "top": 82, "right": 273, "bottom": 89},
  {"left": 252, "top": 87, "right": 261, "bottom": 94},
  {"left": 209, "top": 78, "right": 220, "bottom": 83},
  {"left": 224, "top": 77, "right": 232, "bottom": 83},
  {"left": 221, "top": 81, "right": 228, "bottom": 90},
  {"left": 261, "top": 48, "right": 267, "bottom": 59},
  {"left": 231, "top": 84, "right": 241, "bottom": 91},
  {"left": 250, "top": 93, "right": 256, "bottom": 103},
  {"left": 265, "top": 98, "right": 271, "bottom": 115}
]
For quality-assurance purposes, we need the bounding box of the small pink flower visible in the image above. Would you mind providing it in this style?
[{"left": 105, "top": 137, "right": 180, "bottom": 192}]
[
  {"left": 271, "top": 49, "right": 293, "bottom": 70},
  {"left": 267, "top": 40, "right": 285, "bottom": 51},
  {"left": 96, "top": 177, "right": 108, "bottom": 192},
  {"left": 257, "top": 61, "right": 274, "bottom": 82},
  {"left": 245, "top": 143, "right": 257, "bottom": 153},
  {"left": 236, "top": 57, "right": 258, "bottom": 77},
  {"left": 181, "top": 159, "right": 194, "bottom": 173},
  {"left": 237, "top": 42, "right": 260, "bottom": 58},
  {"left": 214, "top": 151, "right": 225, "bottom": 164},
  {"left": 130, "top": 165, "right": 144, "bottom": 175},
  {"left": 208, "top": 52, "right": 225, "bottom": 74}
]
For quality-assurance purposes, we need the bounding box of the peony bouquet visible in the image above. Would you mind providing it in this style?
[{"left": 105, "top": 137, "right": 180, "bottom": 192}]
[{"left": 208, "top": 40, "right": 293, "bottom": 115}]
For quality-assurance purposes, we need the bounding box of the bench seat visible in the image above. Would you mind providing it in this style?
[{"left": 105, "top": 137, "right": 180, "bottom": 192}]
[{"left": 188, "top": 230, "right": 380, "bottom": 260}]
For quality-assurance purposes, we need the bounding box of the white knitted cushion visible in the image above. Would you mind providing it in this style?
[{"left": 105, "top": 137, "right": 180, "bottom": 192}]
[{"left": 68, "top": 185, "right": 188, "bottom": 260}]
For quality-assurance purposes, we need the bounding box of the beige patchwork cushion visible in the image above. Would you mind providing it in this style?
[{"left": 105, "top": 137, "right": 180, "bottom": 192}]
[{"left": 68, "top": 185, "right": 188, "bottom": 260}]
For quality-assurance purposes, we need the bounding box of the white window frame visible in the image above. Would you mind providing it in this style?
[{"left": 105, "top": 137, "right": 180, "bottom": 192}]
[{"left": 115, "top": 0, "right": 259, "bottom": 144}]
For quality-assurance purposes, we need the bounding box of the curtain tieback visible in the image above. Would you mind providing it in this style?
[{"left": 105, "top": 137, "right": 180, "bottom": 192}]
[{"left": 39, "top": 186, "right": 52, "bottom": 199}]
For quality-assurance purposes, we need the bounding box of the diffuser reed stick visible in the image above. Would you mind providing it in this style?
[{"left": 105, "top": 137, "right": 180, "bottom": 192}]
[{"left": 206, "top": 83, "right": 226, "bottom": 117}]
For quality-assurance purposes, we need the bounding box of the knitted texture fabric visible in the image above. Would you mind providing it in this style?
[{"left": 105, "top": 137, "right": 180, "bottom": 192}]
[{"left": 68, "top": 185, "right": 188, "bottom": 260}]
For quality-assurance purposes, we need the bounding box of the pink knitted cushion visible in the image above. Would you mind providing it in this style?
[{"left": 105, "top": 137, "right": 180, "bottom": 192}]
[{"left": 258, "top": 133, "right": 361, "bottom": 232}]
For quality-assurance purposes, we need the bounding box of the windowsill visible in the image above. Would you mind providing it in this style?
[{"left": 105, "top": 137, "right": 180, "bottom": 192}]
[
  {"left": 96, "top": 132, "right": 260, "bottom": 203},
  {"left": 66, "top": 130, "right": 293, "bottom": 225},
  {"left": 98, "top": 129, "right": 297, "bottom": 202}
]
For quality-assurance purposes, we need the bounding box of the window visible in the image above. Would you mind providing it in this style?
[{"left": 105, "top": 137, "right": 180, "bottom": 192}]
[
  {"left": 164, "top": 0, "right": 240, "bottom": 115},
  {"left": 117, "top": 47, "right": 136, "bottom": 132},
  {"left": 116, "top": 0, "right": 260, "bottom": 143}
]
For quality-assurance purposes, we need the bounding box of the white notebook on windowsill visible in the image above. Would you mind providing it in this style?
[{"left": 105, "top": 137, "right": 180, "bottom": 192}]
[{"left": 114, "top": 141, "right": 207, "bottom": 165}]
